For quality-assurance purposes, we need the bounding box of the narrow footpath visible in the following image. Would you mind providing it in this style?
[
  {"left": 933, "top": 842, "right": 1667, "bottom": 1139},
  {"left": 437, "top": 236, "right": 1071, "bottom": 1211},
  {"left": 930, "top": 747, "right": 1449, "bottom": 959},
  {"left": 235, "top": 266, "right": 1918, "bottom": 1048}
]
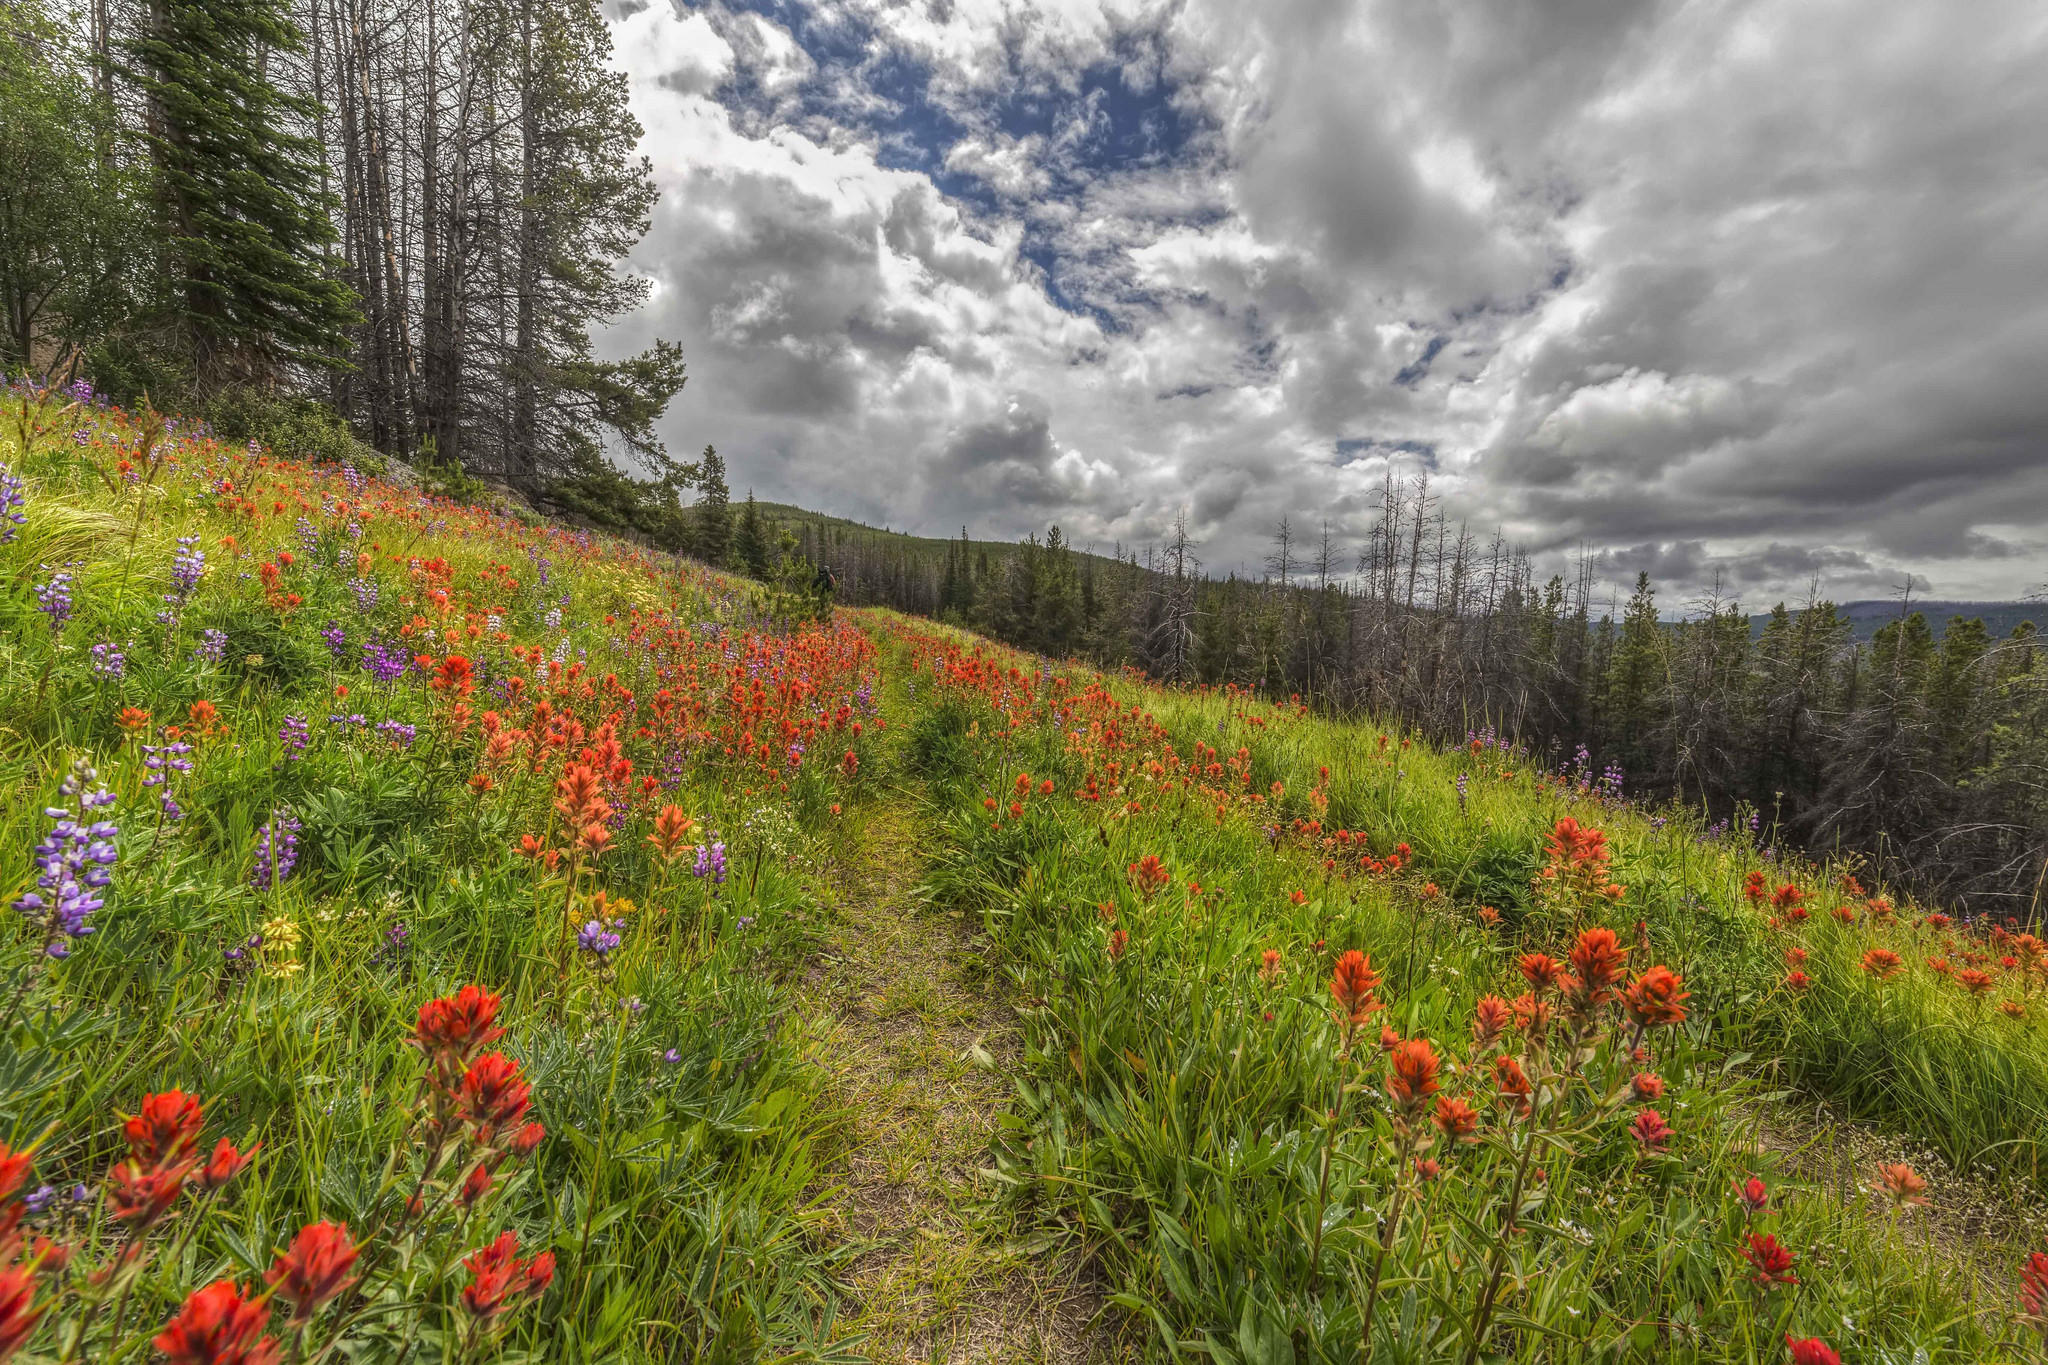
[{"left": 805, "top": 794, "right": 1110, "bottom": 1365}]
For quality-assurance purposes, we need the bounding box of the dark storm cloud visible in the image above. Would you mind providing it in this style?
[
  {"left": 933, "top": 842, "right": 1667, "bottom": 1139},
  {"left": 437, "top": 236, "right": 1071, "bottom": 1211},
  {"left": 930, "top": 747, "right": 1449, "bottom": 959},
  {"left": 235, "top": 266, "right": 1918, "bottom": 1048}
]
[{"left": 602, "top": 0, "right": 2048, "bottom": 602}]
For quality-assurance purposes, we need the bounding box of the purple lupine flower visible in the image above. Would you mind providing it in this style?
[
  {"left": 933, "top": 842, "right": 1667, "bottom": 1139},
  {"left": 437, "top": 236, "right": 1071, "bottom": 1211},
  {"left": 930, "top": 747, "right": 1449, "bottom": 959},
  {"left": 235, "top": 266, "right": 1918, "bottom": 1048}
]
[
  {"left": 321, "top": 621, "right": 348, "bottom": 661},
  {"left": 278, "top": 715, "right": 310, "bottom": 760},
  {"left": 341, "top": 463, "right": 364, "bottom": 497},
  {"left": 90, "top": 641, "right": 127, "bottom": 679},
  {"left": 662, "top": 1048, "right": 682, "bottom": 1064},
  {"left": 33, "top": 566, "right": 73, "bottom": 632},
  {"left": 295, "top": 516, "right": 319, "bottom": 554},
  {"left": 193, "top": 628, "right": 228, "bottom": 664},
  {"left": 348, "top": 576, "right": 380, "bottom": 613},
  {"left": 375, "top": 719, "right": 416, "bottom": 747},
  {"left": 361, "top": 640, "right": 408, "bottom": 684},
  {"left": 169, "top": 535, "right": 206, "bottom": 600},
  {"left": 577, "top": 919, "right": 623, "bottom": 958},
  {"left": 691, "top": 841, "right": 728, "bottom": 884},
  {"left": 12, "top": 757, "right": 119, "bottom": 958},
  {"left": 1455, "top": 771, "right": 1469, "bottom": 813},
  {"left": 0, "top": 461, "right": 25, "bottom": 543},
  {"left": 251, "top": 809, "right": 302, "bottom": 890}
]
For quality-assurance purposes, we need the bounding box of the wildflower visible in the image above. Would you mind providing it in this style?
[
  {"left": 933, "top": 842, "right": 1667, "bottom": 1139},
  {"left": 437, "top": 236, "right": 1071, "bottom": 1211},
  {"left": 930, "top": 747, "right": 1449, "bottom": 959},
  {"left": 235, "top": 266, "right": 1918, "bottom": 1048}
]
[
  {"left": 692, "top": 841, "right": 728, "bottom": 884},
  {"left": 577, "top": 919, "right": 623, "bottom": 960},
  {"left": 1734, "top": 1176, "right": 1770, "bottom": 1215},
  {"left": 11, "top": 758, "right": 119, "bottom": 958},
  {"left": 0, "top": 462, "right": 24, "bottom": 545},
  {"left": 1258, "top": 948, "right": 1283, "bottom": 985},
  {"left": 107, "top": 1160, "right": 194, "bottom": 1228},
  {"left": 1629, "top": 1072, "right": 1665, "bottom": 1102},
  {"left": 1956, "top": 968, "right": 1994, "bottom": 996},
  {"left": 1128, "top": 854, "right": 1170, "bottom": 898},
  {"left": 1517, "top": 952, "right": 1563, "bottom": 993},
  {"left": 153, "top": 1280, "right": 280, "bottom": 1365},
  {"left": 1785, "top": 1339, "right": 1841, "bottom": 1365},
  {"left": 1386, "top": 1038, "right": 1441, "bottom": 1112},
  {"left": 1432, "top": 1095, "right": 1479, "bottom": 1143},
  {"left": 1471, "top": 995, "right": 1510, "bottom": 1048},
  {"left": 1329, "top": 950, "right": 1384, "bottom": 1026},
  {"left": 458, "top": 1162, "right": 493, "bottom": 1207},
  {"left": 1629, "top": 1109, "right": 1674, "bottom": 1152},
  {"left": 250, "top": 809, "right": 301, "bottom": 890},
  {"left": 509, "top": 1122, "right": 547, "bottom": 1158},
  {"left": 648, "top": 806, "right": 696, "bottom": 862},
  {"left": 1743, "top": 870, "right": 1767, "bottom": 903},
  {"left": 1413, "top": 1157, "right": 1442, "bottom": 1181},
  {"left": 1859, "top": 949, "right": 1904, "bottom": 980},
  {"left": 125, "top": 1090, "right": 205, "bottom": 1166},
  {"left": 1743, "top": 1232, "right": 1798, "bottom": 1286},
  {"left": 1875, "top": 1163, "right": 1927, "bottom": 1207},
  {"left": 265, "top": 1221, "right": 359, "bottom": 1323},
  {"left": 460, "top": 1230, "right": 555, "bottom": 1322},
  {"left": 1510, "top": 992, "right": 1551, "bottom": 1034},
  {"left": 2022, "top": 1250, "right": 2048, "bottom": 1320},
  {"left": 90, "top": 640, "right": 127, "bottom": 679},
  {"left": 1622, "top": 966, "right": 1690, "bottom": 1029},
  {"left": 432, "top": 655, "right": 474, "bottom": 694},
  {"left": 194, "top": 628, "right": 228, "bottom": 664},
  {"left": 1493, "top": 1054, "right": 1533, "bottom": 1112},
  {"left": 1568, "top": 927, "right": 1627, "bottom": 998},
  {"left": 277, "top": 715, "right": 309, "bottom": 761},
  {"left": 1784, "top": 970, "right": 1812, "bottom": 992},
  {"left": 1106, "top": 929, "right": 1129, "bottom": 960},
  {"left": 119, "top": 706, "right": 151, "bottom": 732},
  {"left": 0, "top": 1262, "right": 45, "bottom": 1359},
  {"left": 32, "top": 567, "right": 73, "bottom": 633},
  {"left": 412, "top": 986, "right": 505, "bottom": 1072},
  {"left": 199, "top": 1138, "right": 257, "bottom": 1192},
  {"left": 458, "top": 1053, "right": 533, "bottom": 1138}
]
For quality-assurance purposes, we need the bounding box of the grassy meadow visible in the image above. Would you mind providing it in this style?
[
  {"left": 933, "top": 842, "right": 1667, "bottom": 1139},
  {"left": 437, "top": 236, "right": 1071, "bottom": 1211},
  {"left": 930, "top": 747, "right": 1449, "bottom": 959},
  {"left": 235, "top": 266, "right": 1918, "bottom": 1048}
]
[{"left": 0, "top": 385, "right": 2045, "bottom": 1363}]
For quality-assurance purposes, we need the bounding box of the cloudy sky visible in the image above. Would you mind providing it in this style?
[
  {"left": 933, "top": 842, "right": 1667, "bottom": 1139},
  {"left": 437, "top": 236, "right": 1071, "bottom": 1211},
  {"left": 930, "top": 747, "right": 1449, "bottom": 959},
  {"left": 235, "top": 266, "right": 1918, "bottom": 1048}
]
[{"left": 597, "top": 0, "right": 2048, "bottom": 606}]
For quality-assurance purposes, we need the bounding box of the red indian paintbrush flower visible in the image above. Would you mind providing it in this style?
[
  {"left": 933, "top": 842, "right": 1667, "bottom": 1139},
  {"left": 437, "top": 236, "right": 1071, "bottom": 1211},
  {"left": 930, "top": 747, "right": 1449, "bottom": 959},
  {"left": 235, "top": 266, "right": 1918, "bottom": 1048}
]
[
  {"left": 1517, "top": 952, "right": 1563, "bottom": 994},
  {"left": 459, "top": 1053, "right": 532, "bottom": 1137},
  {"left": 1629, "top": 1109, "right": 1674, "bottom": 1152},
  {"left": 413, "top": 986, "right": 504, "bottom": 1072},
  {"left": 509, "top": 1121, "right": 547, "bottom": 1158},
  {"left": 125, "top": 1090, "right": 206, "bottom": 1167},
  {"left": 1629, "top": 1072, "right": 1665, "bottom": 1102},
  {"left": 1568, "top": 928, "right": 1627, "bottom": 995},
  {"left": 460, "top": 1231, "right": 556, "bottom": 1321},
  {"left": 1742, "top": 1232, "right": 1799, "bottom": 1286},
  {"left": 1956, "top": 968, "right": 1995, "bottom": 996},
  {"left": 1785, "top": 1337, "right": 1841, "bottom": 1365},
  {"left": 153, "top": 1280, "right": 281, "bottom": 1365},
  {"left": 265, "top": 1221, "right": 359, "bottom": 1323},
  {"left": 646, "top": 805, "right": 696, "bottom": 862},
  {"left": 1432, "top": 1095, "right": 1479, "bottom": 1143},
  {"left": 2018, "top": 1250, "right": 2048, "bottom": 1320},
  {"left": 1385, "top": 1038, "right": 1441, "bottom": 1111},
  {"left": 1622, "top": 966, "right": 1690, "bottom": 1029},
  {"left": 1329, "top": 951, "right": 1384, "bottom": 1025},
  {"left": 1127, "top": 855, "right": 1170, "bottom": 898},
  {"left": 1743, "top": 870, "right": 1767, "bottom": 903},
  {"left": 1784, "top": 970, "right": 1812, "bottom": 992},
  {"left": 1471, "top": 995, "right": 1510, "bottom": 1048},
  {"left": 1106, "top": 929, "right": 1129, "bottom": 960},
  {"left": 1859, "top": 949, "right": 1904, "bottom": 980},
  {"left": 0, "top": 1264, "right": 45, "bottom": 1361},
  {"left": 198, "top": 1138, "right": 257, "bottom": 1192},
  {"left": 107, "top": 1158, "right": 196, "bottom": 1228},
  {"left": 1492, "top": 1054, "right": 1533, "bottom": 1112},
  {"left": 1874, "top": 1163, "right": 1927, "bottom": 1207},
  {"left": 1735, "top": 1176, "right": 1770, "bottom": 1215}
]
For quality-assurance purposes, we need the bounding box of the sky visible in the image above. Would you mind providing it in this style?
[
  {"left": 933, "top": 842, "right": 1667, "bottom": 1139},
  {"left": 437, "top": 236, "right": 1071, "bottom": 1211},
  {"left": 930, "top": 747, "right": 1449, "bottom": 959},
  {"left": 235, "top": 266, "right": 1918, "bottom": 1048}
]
[{"left": 597, "top": 0, "right": 2048, "bottom": 607}]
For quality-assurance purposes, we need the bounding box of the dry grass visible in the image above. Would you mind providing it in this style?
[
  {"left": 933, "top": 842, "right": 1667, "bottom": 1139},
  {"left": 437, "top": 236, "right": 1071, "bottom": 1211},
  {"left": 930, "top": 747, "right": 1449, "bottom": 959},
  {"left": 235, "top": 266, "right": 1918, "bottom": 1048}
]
[{"left": 803, "top": 795, "right": 1123, "bottom": 1365}]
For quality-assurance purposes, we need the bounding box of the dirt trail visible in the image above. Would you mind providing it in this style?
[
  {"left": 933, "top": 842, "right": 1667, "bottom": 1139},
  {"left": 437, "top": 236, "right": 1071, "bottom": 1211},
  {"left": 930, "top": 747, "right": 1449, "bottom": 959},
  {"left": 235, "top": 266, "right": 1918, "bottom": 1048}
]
[{"left": 805, "top": 795, "right": 1108, "bottom": 1365}]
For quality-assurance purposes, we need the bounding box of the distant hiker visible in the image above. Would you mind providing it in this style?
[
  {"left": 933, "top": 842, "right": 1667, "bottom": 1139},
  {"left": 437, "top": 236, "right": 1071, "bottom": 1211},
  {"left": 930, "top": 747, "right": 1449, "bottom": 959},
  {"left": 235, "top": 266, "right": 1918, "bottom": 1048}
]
[{"left": 814, "top": 564, "right": 838, "bottom": 597}]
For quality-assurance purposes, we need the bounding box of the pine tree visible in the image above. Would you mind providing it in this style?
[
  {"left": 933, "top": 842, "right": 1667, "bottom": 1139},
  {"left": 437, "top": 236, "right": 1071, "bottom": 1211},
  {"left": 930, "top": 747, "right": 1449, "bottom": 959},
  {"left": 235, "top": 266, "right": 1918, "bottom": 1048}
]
[
  {"left": 732, "top": 491, "right": 768, "bottom": 579},
  {"left": 692, "top": 444, "right": 731, "bottom": 567},
  {"left": 120, "top": 0, "right": 355, "bottom": 386}
]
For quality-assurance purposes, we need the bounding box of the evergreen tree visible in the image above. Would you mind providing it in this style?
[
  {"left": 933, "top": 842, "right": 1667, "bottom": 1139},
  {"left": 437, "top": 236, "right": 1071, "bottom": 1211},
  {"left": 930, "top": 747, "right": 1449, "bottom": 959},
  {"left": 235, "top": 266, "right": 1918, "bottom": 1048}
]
[
  {"left": 732, "top": 491, "right": 768, "bottom": 579},
  {"left": 692, "top": 444, "right": 731, "bottom": 567},
  {"left": 119, "top": 0, "right": 355, "bottom": 386}
]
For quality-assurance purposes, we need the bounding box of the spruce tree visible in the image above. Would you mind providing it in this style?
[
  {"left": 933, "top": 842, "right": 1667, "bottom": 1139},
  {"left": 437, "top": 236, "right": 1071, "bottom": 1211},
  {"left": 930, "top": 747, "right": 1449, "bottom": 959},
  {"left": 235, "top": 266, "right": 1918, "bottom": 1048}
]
[
  {"left": 732, "top": 492, "right": 769, "bottom": 579},
  {"left": 693, "top": 444, "right": 732, "bottom": 567},
  {"left": 119, "top": 0, "right": 355, "bottom": 386}
]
